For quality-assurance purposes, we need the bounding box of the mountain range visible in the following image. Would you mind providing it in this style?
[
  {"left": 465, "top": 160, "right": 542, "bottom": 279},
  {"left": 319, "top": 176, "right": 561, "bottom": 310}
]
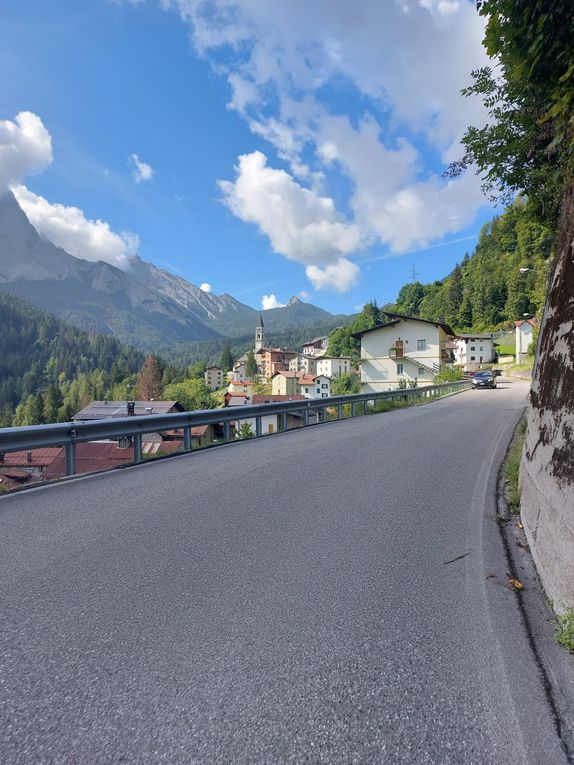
[{"left": 0, "top": 192, "right": 347, "bottom": 349}]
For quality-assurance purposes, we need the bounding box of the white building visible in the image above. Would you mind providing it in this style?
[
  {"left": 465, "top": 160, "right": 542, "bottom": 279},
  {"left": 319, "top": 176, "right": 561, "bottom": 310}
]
[
  {"left": 354, "top": 312, "right": 455, "bottom": 392},
  {"left": 453, "top": 334, "right": 495, "bottom": 370},
  {"left": 204, "top": 366, "right": 223, "bottom": 391},
  {"left": 288, "top": 353, "right": 317, "bottom": 375},
  {"left": 315, "top": 356, "right": 352, "bottom": 379},
  {"left": 302, "top": 335, "right": 329, "bottom": 357},
  {"left": 297, "top": 374, "right": 331, "bottom": 399},
  {"left": 515, "top": 318, "right": 537, "bottom": 363}
]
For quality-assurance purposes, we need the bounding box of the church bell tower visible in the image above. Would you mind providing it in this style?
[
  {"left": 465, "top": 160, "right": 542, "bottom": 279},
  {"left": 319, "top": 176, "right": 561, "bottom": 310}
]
[{"left": 255, "top": 312, "right": 265, "bottom": 352}]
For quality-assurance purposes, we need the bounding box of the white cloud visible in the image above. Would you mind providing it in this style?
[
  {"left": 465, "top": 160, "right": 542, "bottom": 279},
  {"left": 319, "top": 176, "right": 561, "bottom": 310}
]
[
  {"left": 306, "top": 259, "right": 360, "bottom": 292},
  {"left": 0, "top": 111, "right": 53, "bottom": 193},
  {"left": 130, "top": 153, "right": 155, "bottom": 183},
  {"left": 261, "top": 294, "right": 285, "bottom": 309},
  {"left": 299, "top": 290, "right": 311, "bottom": 301},
  {"left": 200, "top": 282, "right": 212, "bottom": 292},
  {"left": 148, "top": 0, "right": 490, "bottom": 289},
  {"left": 219, "top": 151, "right": 362, "bottom": 290},
  {"left": 13, "top": 185, "right": 137, "bottom": 269}
]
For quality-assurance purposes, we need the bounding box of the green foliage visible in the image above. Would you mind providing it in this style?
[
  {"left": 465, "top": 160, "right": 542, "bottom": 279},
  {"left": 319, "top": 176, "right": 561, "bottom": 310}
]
[
  {"left": 327, "top": 301, "right": 380, "bottom": 357},
  {"left": 245, "top": 350, "right": 259, "bottom": 378},
  {"left": 449, "top": 0, "right": 574, "bottom": 225},
  {"left": 433, "top": 367, "right": 463, "bottom": 384},
  {"left": 388, "top": 199, "right": 552, "bottom": 331},
  {"left": 502, "top": 420, "right": 526, "bottom": 513},
  {"left": 136, "top": 355, "right": 164, "bottom": 400},
  {"left": 555, "top": 609, "right": 574, "bottom": 653},
  {"left": 188, "top": 361, "right": 207, "bottom": 379},
  {"left": 331, "top": 372, "right": 361, "bottom": 395},
  {"left": 219, "top": 342, "right": 234, "bottom": 373},
  {"left": 236, "top": 422, "right": 254, "bottom": 440},
  {"left": 0, "top": 292, "right": 143, "bottom": 425},
  {"left": 162, "top": 378, "right": 216, "bottom": 412}
]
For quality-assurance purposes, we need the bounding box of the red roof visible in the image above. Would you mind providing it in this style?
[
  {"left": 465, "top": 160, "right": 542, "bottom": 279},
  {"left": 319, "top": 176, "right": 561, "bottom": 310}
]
[
  {"left": 514, "top": 318, "right": 537, "bottom": 327},
  {"left": 2, "top": 448, "right": 62, "bottom": 468},
  {"left": 43, "top": 442, "right": 134, "bottom": 479},
  {"left": 230, "top": 380, "right": 254, "bottom": 386}
]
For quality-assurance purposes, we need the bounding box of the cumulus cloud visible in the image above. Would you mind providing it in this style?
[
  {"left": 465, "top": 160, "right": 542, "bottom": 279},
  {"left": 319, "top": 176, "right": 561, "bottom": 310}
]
[
  {"left": 13, "top": 185, "right": 137, "bottom": 269},
  {"left": 0, "top": 111, "right": 52, "bottom": 193},
  {"left": 150, "top": 0, "right": 491, "bottom": 289},
  {"left": 261, "top": 294, "right": 286, "bottom": 309},
  {"left": 130, "top": 153, "right": 155, "bottom": 183},
  {"left": 219, "top": 151, "right": 362, "bottom": 290},
  {"left": 200, "top": 282, "right": 212, "bottom": 292},
  {"left": 305, "top": 259, "right": 360, "bottom": 292}
]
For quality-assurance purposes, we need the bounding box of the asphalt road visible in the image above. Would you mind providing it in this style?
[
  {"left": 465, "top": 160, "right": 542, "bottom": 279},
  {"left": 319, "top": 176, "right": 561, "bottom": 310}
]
[{"left": 0, "top": 380, "right": 568, "bottom": 764}]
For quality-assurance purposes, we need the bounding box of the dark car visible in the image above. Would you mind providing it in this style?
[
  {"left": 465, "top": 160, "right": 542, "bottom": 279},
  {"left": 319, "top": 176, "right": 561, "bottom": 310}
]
[
  {"left": 472, "top": 371, "right": 497, "bottom": 389},
  {"left": 491, "top": 369, "right": 503, "bottom": 377}
]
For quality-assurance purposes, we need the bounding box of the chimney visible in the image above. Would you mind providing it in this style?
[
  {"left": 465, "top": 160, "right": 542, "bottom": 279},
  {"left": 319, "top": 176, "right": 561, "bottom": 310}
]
[
  {"left": 27, "top": 451, "right": 32, "bottom": 463},
  {"left": 0, "top": 453, "right": 4, "bottom": 463},
  {"left": 126, "top": 401, "right": 135, "bottom": 416}
]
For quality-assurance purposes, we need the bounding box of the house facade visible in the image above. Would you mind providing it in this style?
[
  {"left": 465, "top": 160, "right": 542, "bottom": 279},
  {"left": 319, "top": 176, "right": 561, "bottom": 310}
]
[
  {"left": 315, "top": 356, "right": 352, "bottom": 379},
  {"left": 204, "top": 366, "right": 223, "bottom": 391},
  {"left": 255, "top": 347, "right": 298, "bottom": 379},
  {"left": 302, "top": 335, "right": 329, "bottom": 357},
  {"left": 453, "top": 334, "right": 495, "bottom": 370},
  {"left": 288, "top": 353, "right": 318, "bottom": 375},
  {"left": 227, "top": 379, "right": 254, "bottom": 400},
  {"left": 515, "top": 318, "right": 537, "bottom": 363},
  {"left": 272, "top": 371, "right": 331, "bottom": 399},
  {"left": 355, "top": 312, "right": 455, "bottom": 392}
]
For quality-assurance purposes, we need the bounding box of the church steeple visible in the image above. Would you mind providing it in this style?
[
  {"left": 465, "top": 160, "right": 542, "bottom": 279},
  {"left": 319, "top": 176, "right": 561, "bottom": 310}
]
[{"left": 255, "top": 312, "right": 265, "bottom": 352}]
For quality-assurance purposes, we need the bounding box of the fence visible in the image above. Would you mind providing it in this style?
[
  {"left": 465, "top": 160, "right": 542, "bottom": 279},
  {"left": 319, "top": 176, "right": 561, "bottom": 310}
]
[{"left": 0, "top": 381, "right": 470, "bottom": 477}]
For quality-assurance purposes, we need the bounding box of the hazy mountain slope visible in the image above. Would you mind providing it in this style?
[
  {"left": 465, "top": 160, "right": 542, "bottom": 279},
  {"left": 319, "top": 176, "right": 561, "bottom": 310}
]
[{"left": 0, "top": 192, "right": 223, "bottom": 347}]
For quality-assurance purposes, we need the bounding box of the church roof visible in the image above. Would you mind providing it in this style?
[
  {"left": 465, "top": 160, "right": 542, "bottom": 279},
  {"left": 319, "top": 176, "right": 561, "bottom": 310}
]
[{"left": 257, "top": 312, "right": 265, "bottom": 328}]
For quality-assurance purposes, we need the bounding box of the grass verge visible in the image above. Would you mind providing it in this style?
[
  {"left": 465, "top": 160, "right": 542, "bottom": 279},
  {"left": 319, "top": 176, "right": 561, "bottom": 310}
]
[
  {"left": 502, "top": 417, "right": 527, "bottom": 513},
  {"left": 555, "top": 609, "right": 574, "bottom": 653}
]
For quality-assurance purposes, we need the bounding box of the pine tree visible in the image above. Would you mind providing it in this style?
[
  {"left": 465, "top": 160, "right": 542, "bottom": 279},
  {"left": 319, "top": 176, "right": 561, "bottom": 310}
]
[
  {"left": 136, "top": 356, "right": 163, "bottom": 400},
  {"left": 245, "top": 350, "right": 258, "bottom": 379},
  {"left": 220, "top": 343, "right": 234, "bottom": 373}
]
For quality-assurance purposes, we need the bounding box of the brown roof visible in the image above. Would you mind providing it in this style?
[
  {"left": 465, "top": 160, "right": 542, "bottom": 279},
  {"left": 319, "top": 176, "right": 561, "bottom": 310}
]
[
  {"left": 514, "top": 318, "right": 537, "bottom": 327},
  {"left": 252, "top": 395, "right": 305, "bottom": 403},
  {"left": 43, "top": 443, "right": 134, "bottom": 478},
  {"left": 73, "top": 400, "right": 184, "bottom": 420},
  {"left": 2, "top": 448, "right": 62, "bottom": 467}
]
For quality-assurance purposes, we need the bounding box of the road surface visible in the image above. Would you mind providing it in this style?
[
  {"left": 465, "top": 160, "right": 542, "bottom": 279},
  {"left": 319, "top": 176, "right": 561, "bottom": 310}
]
[{"left": 0, "top": 381, "right": 567, "bottom": 763}]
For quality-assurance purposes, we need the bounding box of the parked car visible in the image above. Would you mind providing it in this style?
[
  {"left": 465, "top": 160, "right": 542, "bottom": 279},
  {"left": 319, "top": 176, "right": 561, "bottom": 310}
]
[
  {"left": 463, "top": 370, "right": 475, "bottom": 379},
  {"left": 472, "top": 371, "right": 497, "bottom": 389},
  {"left": 491, "top": 369, "right": 503, "bottom": 377}
]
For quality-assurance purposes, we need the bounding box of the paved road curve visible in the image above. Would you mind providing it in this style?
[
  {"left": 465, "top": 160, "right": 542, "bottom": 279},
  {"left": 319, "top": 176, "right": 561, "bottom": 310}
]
[{"left": 0, "top": 381, "right": 567, "bottom": 763}]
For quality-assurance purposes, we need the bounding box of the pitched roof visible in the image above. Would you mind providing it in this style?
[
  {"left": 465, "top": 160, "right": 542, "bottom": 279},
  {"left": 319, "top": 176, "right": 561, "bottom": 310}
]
[
  {"left": 1, "top": 448, "right": 62, "bottom": 467},
  {"left": 456, "top": 334, "right": 493, "bottom": 339},
  {"left": 352, "top": 312, "right": 454, "bottom": 339},
  {"left": 514, "top": 318, "right": 537, "bottom": 327},
  {"left": 73, "top": 400, "right": 184, "bottom": 420},
  {"left": 43, "top": 442, "right": 135, "bottom": 478},
  {"left": 257, "top": 312, "right": 265, "bottom": 328}
]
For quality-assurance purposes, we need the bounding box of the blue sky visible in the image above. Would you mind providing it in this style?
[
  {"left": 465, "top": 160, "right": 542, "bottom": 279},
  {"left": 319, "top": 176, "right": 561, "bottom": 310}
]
[{"left": 0, "top": 0, "right": 496, "bottom": 314}]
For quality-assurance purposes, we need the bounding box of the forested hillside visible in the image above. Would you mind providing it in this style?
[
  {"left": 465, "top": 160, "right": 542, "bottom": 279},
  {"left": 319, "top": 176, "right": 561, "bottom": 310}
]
[
  {"left": 391, "top": 198, "right": 552, "bottom": 330},
  {"left": 0, "top": 293, "right": 144, "bottom": 426},
  {"left": 328, "top": 199, "right": 552, "bottom": 357}
]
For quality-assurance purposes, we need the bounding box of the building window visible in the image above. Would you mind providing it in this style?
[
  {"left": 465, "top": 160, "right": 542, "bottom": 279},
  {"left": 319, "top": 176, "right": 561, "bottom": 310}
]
[
  {"left": 322, "top": 383, "right": 328, "bottom": 389},
  {"left": 397, "top": 364, "right": 404, "bottom": 375},
  {"left": 417, "top": 339, "right": 426, "bottom": 351},
  {"left": 471, "top": 346, "right": 476, "bottom": 351},
  {"left": 479, "top": 346, "right": 483, "bottom": 351},
  {"left": 418, "top": 367, "right": 425, "bottom": 375},
  {"left": 470, "top": 356, "right": 476, "bottom": 361},
  {"left": 322, "top": 393, "right": 328, "bottom": 398},
  {"left": 316, "top": 389, "right": 320, "bottom": 394},
  {"left": 304, "top": 388, "right": 309, "bottom": 393}
]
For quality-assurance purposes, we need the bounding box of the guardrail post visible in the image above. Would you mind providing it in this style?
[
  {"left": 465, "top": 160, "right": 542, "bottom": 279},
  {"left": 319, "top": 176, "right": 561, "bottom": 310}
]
[
  {"left": 183, "top": 426, "right": 192, "bottom": 451},
  {"left": 256, "top": 416, "right": 262, "bottom": 437},
  {"left": 281, "top": 412, "right": 287, "bottom": 432},
  {"left": 304, "top": 408, "right": 310, "bottom": 426},
  {"left": 133, "top": 433, "right": 143, "bottom": 462},
  {"left": 223, "top": 421, "right": 231, "bottom": 442},
  {"left": 65, "top": 442, "right": 76, "bottom": 476},
  {"left": 351, "top": 402, "right": 356, "bottom": 417},
  {"left": 337, "top": 403, "right": 343, "bottom": 419}
]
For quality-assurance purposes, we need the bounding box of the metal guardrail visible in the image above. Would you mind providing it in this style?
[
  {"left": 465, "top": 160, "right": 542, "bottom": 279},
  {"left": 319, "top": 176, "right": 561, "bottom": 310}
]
[{"left": 0, "top": 381, "right": 470, "bottom": 477}]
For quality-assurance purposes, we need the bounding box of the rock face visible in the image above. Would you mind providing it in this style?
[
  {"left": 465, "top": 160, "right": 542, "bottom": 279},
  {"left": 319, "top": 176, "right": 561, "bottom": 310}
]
[
  {"left": 520, "top": 186, "right": 574, "bottom": 613},
  {"left": 0, "top": 191, "right": 343, "bottom": 348}
]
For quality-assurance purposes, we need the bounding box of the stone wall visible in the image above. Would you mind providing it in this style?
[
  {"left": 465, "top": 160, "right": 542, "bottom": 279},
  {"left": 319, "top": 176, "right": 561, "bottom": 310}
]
[{"left": 520, "top": 186, "right": 574, "bottom": 613}]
